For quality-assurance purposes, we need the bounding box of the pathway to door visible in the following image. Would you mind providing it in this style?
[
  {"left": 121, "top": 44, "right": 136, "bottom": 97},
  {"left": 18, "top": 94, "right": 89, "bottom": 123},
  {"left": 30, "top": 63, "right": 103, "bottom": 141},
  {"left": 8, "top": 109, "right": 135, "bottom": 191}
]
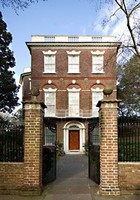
[
  {"left": 0, "top": 155, "right": 140, "bottom": 200},
  {"left": 44, "top": 155, "right": 98, "bottom": 200}
]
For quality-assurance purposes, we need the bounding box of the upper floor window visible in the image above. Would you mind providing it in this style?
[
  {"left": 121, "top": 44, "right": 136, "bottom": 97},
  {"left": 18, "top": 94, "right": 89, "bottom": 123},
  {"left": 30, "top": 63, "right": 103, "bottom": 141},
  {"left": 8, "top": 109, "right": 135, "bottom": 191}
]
[
  {"left": 92, "top": 88, "right": 103, "bottom": 117},
  {"left": 67, "top": 88, "right": 81, "bottom": 117},
  {"left": 91, "top": 50, "right": 105, "bottom": 73},
  {"left": 43, "top": 50, "right": 57, "bottom": 73},
  {"left": 44, "top": 88, "right": 57, "bottom": 117},
  {"left": 67, "top": 50, "right": 81, "bottom": 73}
]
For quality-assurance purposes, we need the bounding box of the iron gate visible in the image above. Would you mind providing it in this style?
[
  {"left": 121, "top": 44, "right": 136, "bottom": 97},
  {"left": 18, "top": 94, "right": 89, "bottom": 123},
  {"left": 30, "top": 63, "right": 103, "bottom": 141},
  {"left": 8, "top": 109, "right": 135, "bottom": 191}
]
[
  {"left": 88, "top": 118, "right": 100, "bottom": 184},
  {"left": 42, "top": 118, "right": 57, "bottom": 185}
]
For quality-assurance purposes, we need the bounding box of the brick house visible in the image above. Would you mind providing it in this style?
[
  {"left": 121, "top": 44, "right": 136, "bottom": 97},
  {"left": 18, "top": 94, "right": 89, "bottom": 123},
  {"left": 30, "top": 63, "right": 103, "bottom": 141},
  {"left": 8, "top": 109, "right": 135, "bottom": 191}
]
[{"left": 20, "top": 35, "right": 120, "bottom": 154}]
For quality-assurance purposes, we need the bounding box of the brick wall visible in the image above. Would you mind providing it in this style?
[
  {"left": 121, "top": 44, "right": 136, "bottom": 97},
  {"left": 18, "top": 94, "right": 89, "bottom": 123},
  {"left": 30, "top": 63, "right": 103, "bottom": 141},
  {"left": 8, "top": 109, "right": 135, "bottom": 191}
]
[
  {"left": 0, "top": 163, "right": 24, "bottom": 194},
  {"left": 23, "top": 102, "right": 44, "bottom": 195},
  {"left": 119, "top": 163, "right": 140, "bottom": 194},
  {"left": 98, "top": 99, "right": 120, "bottom": 195}
]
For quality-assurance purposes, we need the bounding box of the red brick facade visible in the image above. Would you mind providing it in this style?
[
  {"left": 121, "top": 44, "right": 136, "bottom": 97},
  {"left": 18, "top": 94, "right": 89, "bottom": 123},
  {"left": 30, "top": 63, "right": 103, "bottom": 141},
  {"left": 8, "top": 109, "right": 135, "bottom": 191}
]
[{"left": 21, "top": 35, "right": 120, "bottom": 154}]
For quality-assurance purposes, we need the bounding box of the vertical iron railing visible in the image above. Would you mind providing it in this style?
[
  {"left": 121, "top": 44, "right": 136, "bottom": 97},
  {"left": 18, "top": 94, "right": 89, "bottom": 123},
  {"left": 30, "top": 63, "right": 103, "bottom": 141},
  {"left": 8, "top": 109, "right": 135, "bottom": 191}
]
[
  {"left": 118, "top": 117, "right": 140, "bottom": 162},
  {"left": 0, "top": 122, "right": 24, "bottom": 162}
]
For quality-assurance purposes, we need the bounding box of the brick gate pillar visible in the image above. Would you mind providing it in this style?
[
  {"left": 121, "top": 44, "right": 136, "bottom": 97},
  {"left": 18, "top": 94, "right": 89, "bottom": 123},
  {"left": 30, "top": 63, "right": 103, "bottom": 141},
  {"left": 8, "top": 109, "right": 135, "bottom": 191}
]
[
  {"left": 23, "top": 99, "right": 46, "bottom": 195},
  {"left": 97, "top": 93, "right": 120, "bottom": 195}
]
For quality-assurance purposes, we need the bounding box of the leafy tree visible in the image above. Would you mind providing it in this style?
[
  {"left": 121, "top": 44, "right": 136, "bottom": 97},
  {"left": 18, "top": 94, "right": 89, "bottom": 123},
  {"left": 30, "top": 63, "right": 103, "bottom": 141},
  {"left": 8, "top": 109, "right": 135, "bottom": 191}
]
[
  {"left": 0, "top": 0, "right": 47, "bottom": 11},
  {"left": 0, "top": 11, "right": 19, "bottom": 113},
  {"left": 10, "top": 108, "right": 24, "bottom": 125},
  {"left": 117, "top": 55, "right": 140, "bottom": 116}
]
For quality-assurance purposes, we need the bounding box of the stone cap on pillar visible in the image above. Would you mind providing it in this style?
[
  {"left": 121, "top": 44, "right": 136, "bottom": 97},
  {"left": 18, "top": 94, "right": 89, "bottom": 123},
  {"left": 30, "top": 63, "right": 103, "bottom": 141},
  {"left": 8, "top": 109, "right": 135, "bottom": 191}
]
[
  {"left": 97, "top": 98, "right": 121, "bottom": 108},
  {"left": 22, "top": 101, "right": 47, "bottom": 109},
  {"left": 97, "top": 85, "right": 121, "bottom": 108},
  {"left": 22, "top": 87, "right": 47, "bottom": 109}
]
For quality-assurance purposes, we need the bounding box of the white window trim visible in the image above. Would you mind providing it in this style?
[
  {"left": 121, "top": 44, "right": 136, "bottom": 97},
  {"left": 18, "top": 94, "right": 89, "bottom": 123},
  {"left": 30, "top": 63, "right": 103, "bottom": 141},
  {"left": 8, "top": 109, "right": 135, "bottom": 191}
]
[
  {"left": 43, "top": 50, "right": 57, "bottom": 73},
  {"left": 67, "top": 50, "right": 81, "bottom": 55},
  {"left": 67, "top": 88, "right": 81, "bottom": 92},
  {"left": 43, "top": 50, "right": 57, "bottom": 55},
  {"left": 67, "top": 50, "right": 81, "bottom": 74},
  {"left": 91, "top": 50, "right": 105, "bottom": 74},
  {"left": 91, "top": 50, "right": 105, "bottom": 55},
  {"left": 44, "top": 88, "right": 57, "bottom": 92}
]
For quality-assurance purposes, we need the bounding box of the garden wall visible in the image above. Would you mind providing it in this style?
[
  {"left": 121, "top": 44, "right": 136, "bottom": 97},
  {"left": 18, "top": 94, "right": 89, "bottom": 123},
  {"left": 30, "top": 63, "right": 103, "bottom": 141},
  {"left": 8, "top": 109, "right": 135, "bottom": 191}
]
[
  {"left": 0, "top": 163, "right": 24, "bottom": 194},
  {"left": 119, "top": 162, "right": 140, "bottom": 194}
]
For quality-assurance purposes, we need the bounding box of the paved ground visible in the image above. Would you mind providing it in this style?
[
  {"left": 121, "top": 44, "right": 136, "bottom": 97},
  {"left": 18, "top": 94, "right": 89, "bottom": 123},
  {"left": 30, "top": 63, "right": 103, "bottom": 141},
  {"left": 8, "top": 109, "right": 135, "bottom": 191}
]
[{"left": 0, "top": 155, "right": 139, "bottom": 200}]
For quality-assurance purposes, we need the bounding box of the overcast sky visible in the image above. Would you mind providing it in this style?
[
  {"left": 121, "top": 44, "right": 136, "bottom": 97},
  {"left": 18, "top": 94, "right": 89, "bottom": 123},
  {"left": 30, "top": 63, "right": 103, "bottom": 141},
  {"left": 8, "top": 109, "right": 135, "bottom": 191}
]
[{"left": 0, "top": 0, "right": 125, "bottom": 104}]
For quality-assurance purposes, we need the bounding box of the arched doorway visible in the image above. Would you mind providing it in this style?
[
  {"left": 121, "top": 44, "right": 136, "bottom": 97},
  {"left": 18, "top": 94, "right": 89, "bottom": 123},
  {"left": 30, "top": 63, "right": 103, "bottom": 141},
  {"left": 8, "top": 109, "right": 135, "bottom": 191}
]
[{"left": 63, "top": 121, "right": 85, "bottom": 154}]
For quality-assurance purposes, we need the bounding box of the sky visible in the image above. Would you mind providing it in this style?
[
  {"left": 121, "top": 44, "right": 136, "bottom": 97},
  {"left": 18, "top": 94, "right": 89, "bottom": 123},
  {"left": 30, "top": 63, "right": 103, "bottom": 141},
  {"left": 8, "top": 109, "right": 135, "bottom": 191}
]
[{"left": 0, "top": 0, "right": 126, "bottom": 104}]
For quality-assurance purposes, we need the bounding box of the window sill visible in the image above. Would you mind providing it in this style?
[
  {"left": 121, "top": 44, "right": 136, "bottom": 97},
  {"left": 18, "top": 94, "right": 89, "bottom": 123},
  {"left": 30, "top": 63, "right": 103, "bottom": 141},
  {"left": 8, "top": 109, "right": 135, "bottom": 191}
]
[
  {"left": 43, "top": 72, "right": 56, "bottom": 74},
  {"left": 67, "top": 72, "right": 80, "bottom": 74},
  {"left": 92, "top": 71, "right": 105, "bottom": 74}
]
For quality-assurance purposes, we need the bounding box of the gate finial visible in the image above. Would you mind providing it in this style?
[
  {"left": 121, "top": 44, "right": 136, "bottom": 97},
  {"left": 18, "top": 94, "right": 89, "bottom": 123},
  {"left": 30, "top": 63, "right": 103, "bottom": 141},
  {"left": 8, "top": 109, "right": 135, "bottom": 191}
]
[
  {"left": 103, "top": 85, "right": 113, "bottom": 98},
  {"left": 31, "top": 87, "right": 40, "bottom": 101}
]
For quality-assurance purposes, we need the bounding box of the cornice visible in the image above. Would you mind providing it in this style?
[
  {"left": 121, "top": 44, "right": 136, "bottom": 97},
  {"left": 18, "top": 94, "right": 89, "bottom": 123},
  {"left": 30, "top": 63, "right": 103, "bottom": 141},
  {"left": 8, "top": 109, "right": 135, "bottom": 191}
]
[{"left": 26, "top": 41, "right": 121, "bottom": 52}]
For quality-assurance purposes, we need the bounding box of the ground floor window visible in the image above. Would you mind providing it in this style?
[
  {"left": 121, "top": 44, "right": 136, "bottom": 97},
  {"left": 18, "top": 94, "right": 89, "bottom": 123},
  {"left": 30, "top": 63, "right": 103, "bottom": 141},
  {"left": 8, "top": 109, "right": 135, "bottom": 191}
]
[{"left": 44, "top": 127, "right": 56, "bottom": 146}]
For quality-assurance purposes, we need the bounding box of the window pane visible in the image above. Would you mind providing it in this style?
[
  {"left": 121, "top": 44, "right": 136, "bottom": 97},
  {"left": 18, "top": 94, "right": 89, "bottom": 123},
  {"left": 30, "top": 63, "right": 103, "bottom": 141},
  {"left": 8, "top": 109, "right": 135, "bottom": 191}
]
[
  {"left": 44, "top": 55, "right": 55, "bottom": 73},
  {"left": 45, "top": 55, "right": 55, "bottom": 64},
  {"left": 92, "top": 55, "right": 104, "bottom": 73},
  {"left": 92, "top": 127, "right": 99, "bottom": 145},
  {"left": 44, "top": 127, "right": 55, "bottom": 145},
  {"left": 45, "top": 92, "right": 56, "bottom": 116},
  {"left": 68, "top": 55, "right": 79, "bottom": 73},
  {"left": 93, "top": 56, "right": 103, "bottom": 64},
  {"left": 69, "top": 92, "right": 79, "bottom": 116},
  {"left": 93, "top": 64, "right": 103, "bottom": 72}
]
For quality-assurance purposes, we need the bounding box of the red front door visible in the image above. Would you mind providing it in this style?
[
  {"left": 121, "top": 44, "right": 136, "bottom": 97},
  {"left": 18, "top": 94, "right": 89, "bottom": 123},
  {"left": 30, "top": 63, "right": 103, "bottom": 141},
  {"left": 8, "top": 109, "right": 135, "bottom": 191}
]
[{"left": 69, "top": 130, "right": 80, "bottom": 150}]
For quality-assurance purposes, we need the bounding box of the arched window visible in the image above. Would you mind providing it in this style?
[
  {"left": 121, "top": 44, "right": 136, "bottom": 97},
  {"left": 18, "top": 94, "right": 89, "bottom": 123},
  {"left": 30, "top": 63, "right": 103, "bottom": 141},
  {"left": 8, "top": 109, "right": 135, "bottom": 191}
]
[
  {"left": 44, "top": 88, "right": 57, "bottom": 117},
  {"left": 67, "top": 88, "right": 81, "bottom": 117}
]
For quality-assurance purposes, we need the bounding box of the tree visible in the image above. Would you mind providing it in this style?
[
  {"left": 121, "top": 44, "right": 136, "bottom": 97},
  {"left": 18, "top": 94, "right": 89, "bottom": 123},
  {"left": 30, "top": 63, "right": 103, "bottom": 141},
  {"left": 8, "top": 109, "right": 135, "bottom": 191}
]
[
  {"left": 92, "top": 1, "right": 140, "bottom": 115},
  {"left": 93, "top": 0, "right": 140, "bottom": 59},
  {"left": 117, "top": 55, "right": 140, "bottom": 116},
  {"left": 0, "top": 0, "right": 47, "bottom": 11},
  {"left": 0, "top": 11, "right": 19, "bottom": 113}
]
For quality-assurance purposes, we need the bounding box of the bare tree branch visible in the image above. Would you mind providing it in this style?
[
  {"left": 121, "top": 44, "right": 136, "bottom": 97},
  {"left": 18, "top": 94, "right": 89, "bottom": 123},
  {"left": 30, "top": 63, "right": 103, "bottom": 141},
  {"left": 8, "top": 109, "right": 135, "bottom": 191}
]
[{"left": 0, "top": 0, "right": 47, "bottom": 11}]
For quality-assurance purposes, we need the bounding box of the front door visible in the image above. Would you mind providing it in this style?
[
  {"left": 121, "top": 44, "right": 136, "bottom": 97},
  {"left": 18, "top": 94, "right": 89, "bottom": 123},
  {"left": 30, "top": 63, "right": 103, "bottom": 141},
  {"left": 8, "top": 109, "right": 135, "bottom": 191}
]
[{"left": 69, "top": 130, "right": 80, "bottom": 150}]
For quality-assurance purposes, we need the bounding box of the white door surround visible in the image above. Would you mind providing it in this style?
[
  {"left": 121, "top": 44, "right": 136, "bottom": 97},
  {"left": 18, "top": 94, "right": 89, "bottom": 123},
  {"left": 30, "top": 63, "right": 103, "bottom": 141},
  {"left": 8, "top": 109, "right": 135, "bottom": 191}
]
[{"left": 63, "top": 121, "right": 85, "bottom": 154}]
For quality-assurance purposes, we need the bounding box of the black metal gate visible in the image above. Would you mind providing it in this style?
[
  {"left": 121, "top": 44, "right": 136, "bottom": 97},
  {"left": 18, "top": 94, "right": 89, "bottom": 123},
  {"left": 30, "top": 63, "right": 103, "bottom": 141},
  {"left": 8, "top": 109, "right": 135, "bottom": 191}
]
[
  {"left": 88, "top": 118, "right": 100, "bottom": 184},
  {"left": 42, "top": 118, "right": 57, "bottom": 185}
]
